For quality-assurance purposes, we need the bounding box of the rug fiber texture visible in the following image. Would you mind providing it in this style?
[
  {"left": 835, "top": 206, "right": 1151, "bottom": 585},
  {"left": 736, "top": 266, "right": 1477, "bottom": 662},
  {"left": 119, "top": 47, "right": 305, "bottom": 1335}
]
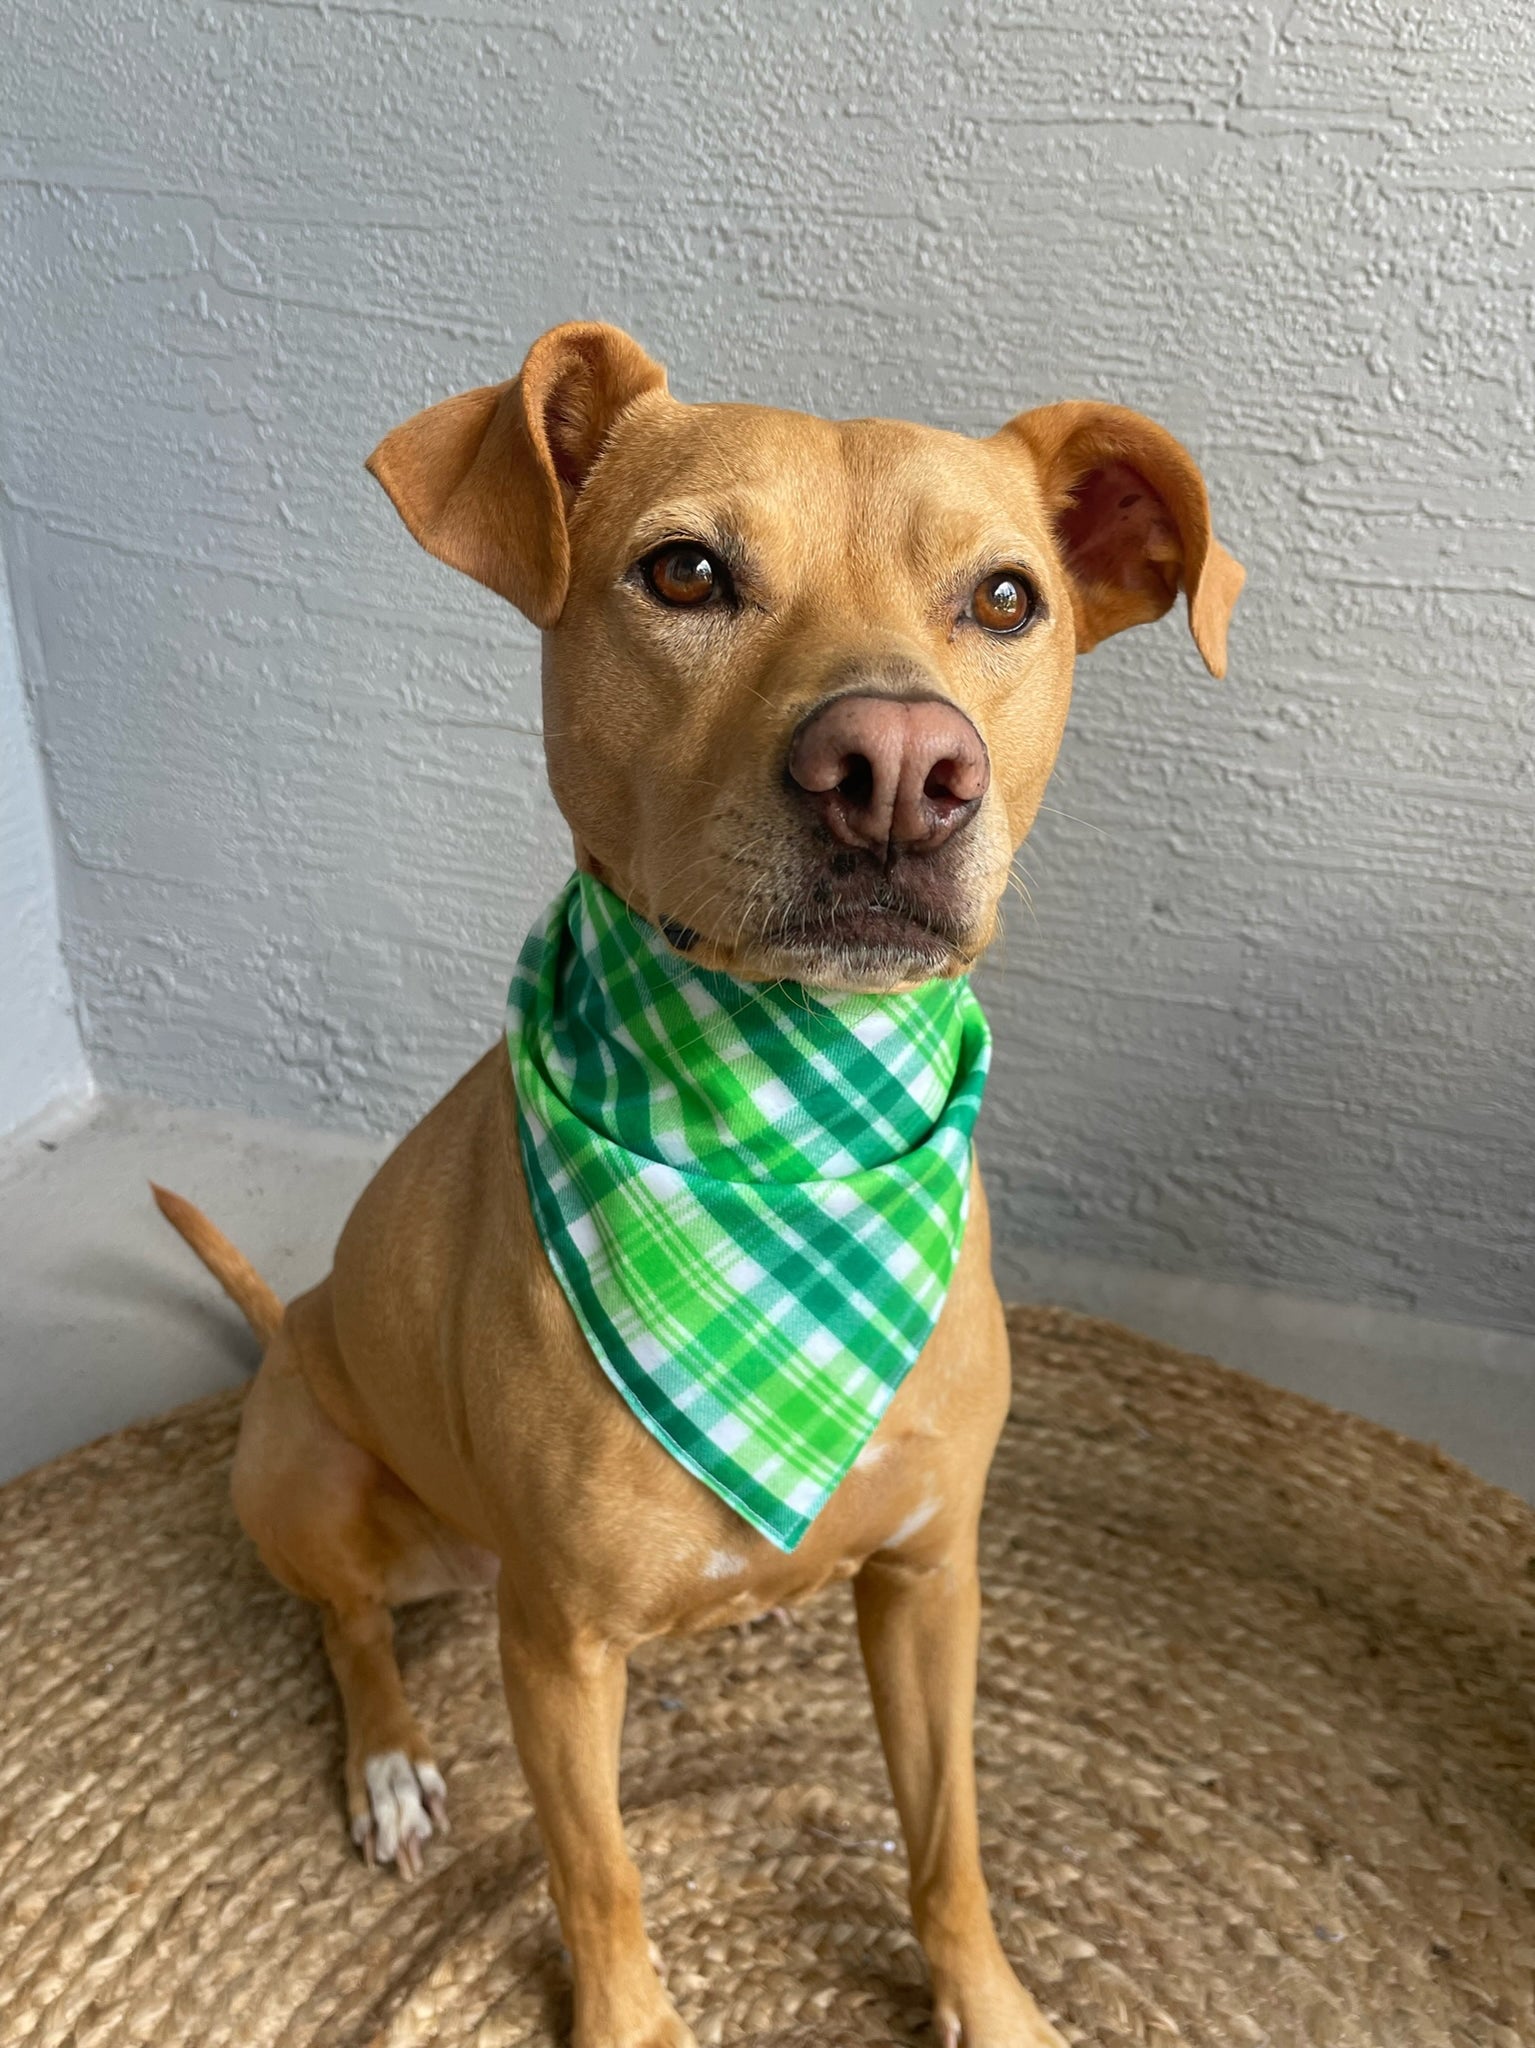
[{"left": 2, "top": 1306, "right": 1533, "bottom": 2046}]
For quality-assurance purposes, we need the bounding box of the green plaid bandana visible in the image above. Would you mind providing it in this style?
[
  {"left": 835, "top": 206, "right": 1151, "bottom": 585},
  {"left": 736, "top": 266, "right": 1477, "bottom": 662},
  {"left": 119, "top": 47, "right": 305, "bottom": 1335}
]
[{"left": 506, "top": 872, "right": 991, "bottom": 1552}]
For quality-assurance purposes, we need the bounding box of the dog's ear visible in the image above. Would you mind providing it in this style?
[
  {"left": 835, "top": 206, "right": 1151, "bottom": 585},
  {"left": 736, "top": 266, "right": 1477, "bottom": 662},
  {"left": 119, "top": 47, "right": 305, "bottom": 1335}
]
[
  {"left": 366, "top": 322, "right": 667, "bottom": 628},
  {"left": 997, "top": 401, "right": 1245, "bottom": 679}
]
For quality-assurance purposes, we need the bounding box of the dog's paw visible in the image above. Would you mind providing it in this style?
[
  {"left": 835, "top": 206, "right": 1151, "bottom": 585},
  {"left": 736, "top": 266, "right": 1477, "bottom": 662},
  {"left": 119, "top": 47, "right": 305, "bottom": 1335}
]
[
  {"left": 350, "top": 1751, "right": 447, "bottom": 1879},
  {"left": 931, "top": 1960, "right": 1068, "bottom": 2048},
  {"left": 934, "top": 2014, "right": 1066, "bottom": 2048},
  {"left": 575, "top": 2009, "right": 696, "bottom": 2048}
]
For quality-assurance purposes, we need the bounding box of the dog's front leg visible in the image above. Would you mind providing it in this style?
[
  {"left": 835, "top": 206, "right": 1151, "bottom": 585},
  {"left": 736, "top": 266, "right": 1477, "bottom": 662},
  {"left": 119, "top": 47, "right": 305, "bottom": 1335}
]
[
  {"left": 854, "top": 1539, "right": 1067, "bottom": 2048},
  {"left": 498, "top": 1583, "right": 694, "bottom": 2048}
]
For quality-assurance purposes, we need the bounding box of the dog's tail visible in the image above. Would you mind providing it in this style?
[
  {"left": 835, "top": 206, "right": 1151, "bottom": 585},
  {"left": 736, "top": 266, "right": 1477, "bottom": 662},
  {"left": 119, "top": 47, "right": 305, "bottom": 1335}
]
[{"left": 149, "top": 1184, "right": 284, "bottom": 1347}]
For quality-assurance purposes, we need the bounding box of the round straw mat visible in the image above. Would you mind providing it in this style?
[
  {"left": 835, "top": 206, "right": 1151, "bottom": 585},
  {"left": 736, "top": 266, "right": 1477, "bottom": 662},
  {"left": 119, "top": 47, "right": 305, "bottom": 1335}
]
[{"left": 2, "top": 1305, "right": 1533, "bottom": 2047}]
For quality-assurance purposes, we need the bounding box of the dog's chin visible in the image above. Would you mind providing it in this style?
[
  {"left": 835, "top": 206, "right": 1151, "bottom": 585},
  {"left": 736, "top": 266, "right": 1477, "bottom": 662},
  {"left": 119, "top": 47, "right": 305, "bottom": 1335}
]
[
  {"left": 647, "top": 852, "right": 997, "bottom": 992},
  {"left": 715, "top": 906, "right": 979, "bottom": 994}
]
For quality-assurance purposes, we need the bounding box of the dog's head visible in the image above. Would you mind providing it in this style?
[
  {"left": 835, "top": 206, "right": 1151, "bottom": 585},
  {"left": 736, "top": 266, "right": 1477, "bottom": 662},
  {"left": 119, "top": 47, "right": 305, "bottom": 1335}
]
[{"left": 369, "top": 322, "right": 1243, "bottom": 991}]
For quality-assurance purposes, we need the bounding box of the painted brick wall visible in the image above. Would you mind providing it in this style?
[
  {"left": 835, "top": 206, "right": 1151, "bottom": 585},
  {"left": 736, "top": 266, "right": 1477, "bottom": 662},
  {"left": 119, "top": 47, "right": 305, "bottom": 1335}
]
[{"left": 2, "top": 1, "right": 1530, "bottom": 1325}]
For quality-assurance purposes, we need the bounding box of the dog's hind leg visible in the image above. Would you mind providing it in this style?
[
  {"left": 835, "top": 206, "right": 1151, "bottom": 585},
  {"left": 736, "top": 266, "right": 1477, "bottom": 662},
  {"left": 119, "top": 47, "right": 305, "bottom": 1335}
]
[
  {"left": 232, "top": 1323, "right": 490, "bottom": 1876},
  {"left": 319, "top": 1599, "right": 448, "bottom": 1875}
]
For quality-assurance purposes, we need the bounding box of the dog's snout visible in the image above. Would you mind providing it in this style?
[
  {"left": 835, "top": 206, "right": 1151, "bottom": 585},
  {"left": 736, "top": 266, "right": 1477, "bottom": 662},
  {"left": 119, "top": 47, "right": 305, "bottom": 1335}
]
[{"left": 787, "top": 694, "right": 990, "bottom": 857}]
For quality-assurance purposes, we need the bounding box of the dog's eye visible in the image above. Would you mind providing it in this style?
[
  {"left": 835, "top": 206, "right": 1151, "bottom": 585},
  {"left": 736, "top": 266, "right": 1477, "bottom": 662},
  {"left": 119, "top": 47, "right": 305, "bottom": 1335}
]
[
  {"left": 641, "top": 543, "right": 729, "bottom": 609},
  {"left": 969, "top": 568, "right": 1039, "bottom": 635}
]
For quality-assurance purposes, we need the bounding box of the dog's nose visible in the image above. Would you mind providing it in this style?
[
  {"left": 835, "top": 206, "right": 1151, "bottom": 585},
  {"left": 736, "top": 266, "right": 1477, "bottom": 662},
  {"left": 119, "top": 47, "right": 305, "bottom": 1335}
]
[{"left": 787, "top": 694, "right": 990, "bottom": 857}]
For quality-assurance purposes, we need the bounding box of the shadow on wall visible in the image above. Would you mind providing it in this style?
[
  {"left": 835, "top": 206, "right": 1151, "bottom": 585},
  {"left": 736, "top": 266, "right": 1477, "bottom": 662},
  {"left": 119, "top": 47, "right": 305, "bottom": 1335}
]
[{"left": 0, "top": 550, "right": 91, "bottom": 1137}]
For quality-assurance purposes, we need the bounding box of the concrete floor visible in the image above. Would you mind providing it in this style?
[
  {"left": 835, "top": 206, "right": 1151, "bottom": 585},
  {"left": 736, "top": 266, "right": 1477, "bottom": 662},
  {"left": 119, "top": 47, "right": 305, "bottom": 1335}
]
[{"left": 4, "top": 1090, "right": 1534, "bottom": 1502}]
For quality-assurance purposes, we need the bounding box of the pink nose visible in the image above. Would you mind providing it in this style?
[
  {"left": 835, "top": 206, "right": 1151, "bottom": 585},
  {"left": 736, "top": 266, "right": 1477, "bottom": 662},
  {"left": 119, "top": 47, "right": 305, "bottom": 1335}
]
[{"left": 787, "top": 694, "right": 990, "bottom": 856}]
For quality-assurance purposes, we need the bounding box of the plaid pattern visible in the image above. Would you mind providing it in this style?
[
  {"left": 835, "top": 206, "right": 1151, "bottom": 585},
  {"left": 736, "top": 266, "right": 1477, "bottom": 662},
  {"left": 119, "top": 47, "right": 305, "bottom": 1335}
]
[{"left": 506, "top": 872, "right": 991, "bottom": 1551}]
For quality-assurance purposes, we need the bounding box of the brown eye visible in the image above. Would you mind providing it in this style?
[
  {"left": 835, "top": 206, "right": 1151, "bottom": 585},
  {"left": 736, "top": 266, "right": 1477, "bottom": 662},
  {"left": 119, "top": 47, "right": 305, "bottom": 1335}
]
[
  {"left": 970, "top": 568, "right": 1038, "bottom": 634},
  {"left": 642, "top": 543, "right": 725, "bottom": 608}
]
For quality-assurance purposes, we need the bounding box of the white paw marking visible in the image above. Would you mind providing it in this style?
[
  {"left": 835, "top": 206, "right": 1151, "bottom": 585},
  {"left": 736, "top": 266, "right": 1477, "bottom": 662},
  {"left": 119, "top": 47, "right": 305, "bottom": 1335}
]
[
  {"left": 701, "top": 1547, "right": 747, "bottom": 1579},
  {"left": 354, "top": 1752, "right": 447, "bottom": 1876},
  {"left": 886, "top": 1496, "right": 940, "bottom": 1549}
]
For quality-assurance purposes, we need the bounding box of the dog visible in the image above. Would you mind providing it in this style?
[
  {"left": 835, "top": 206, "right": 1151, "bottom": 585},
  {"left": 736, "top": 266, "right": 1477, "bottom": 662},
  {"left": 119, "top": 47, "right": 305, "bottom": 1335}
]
[{"left": 155, "top": 321, "right": 1242, "bottom": 2048}]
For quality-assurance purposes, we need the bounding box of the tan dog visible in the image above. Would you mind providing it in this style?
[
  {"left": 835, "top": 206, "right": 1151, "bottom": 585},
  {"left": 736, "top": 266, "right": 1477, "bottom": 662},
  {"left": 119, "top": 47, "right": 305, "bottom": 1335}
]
[{"left": 156, "top": 322, "right": 1242, "bottom": 2048}]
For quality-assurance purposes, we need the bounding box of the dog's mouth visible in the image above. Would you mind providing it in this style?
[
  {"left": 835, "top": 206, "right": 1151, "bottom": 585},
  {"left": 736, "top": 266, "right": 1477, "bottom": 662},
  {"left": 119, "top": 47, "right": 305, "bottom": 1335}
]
[
  {"left": 769, "top": 899, "right": 969, "bottom": 981},
  {"left": 662, "top": 875, "right": 980, "bottom": 991}
]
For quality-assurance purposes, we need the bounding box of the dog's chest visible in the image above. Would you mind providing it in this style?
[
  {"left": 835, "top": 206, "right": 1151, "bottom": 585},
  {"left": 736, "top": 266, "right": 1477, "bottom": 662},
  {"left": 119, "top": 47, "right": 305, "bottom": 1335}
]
[{"left": 650, "top": 1418, "right": 951, "bottom": 1637}]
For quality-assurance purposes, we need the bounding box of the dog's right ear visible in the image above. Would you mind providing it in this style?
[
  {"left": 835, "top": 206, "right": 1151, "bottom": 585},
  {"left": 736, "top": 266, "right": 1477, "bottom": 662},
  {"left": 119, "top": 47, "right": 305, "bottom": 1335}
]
[{"left": 366, "top": 322, "right": 667, "bottom": 629}]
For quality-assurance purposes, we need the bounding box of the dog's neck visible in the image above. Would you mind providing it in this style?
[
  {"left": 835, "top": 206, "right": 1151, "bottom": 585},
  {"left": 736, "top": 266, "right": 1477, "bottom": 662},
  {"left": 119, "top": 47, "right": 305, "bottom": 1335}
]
[
  {"left": 571, "top": 849, "right": 950, "bottom": 1003},
  {"left": 520, "top": 870, "right": 974, "bottom": 1179}
]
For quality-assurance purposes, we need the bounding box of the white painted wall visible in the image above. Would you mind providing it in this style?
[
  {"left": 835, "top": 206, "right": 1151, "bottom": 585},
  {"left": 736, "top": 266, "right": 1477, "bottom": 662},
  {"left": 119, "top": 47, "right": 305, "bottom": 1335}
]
[
  {"left": 1, "top": 2, "right": 1530, "bottom": 1327},
  {"left": 0, "top": 546, "right": 90, "bottom": 1136}
]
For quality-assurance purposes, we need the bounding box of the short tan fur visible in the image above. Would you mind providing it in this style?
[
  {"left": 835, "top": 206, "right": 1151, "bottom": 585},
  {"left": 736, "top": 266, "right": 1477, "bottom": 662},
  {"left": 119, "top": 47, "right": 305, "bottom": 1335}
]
[{"left": 158, "top": 322, "right": 1241, "bottom": 2048}]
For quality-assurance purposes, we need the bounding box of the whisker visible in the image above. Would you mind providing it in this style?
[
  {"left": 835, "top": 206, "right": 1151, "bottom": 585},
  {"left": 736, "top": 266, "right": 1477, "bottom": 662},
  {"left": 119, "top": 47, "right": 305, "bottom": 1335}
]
[{"left": 1035, "top": 802, "right": 1110, "bottom": 840}]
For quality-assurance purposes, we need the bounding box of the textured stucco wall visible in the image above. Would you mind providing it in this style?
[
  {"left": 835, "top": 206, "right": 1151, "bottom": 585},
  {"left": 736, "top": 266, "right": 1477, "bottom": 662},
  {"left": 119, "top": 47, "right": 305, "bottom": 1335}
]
[
  {"left": 2, "top": 2, "right": 1531, "bottom": 1327},
  {"left": 0, "top": 542, "right": 91, "bottom": 1136}
]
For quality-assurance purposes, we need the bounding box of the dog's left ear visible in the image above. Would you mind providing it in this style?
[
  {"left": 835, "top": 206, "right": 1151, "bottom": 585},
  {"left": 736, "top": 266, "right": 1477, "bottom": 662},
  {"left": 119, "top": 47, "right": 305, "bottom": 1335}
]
[
  {"left": 997, "top": 401, "right": 1245, "bottom": 678},
  {"left": 366, "top": 322, "right": 667, "bottom": 628}
]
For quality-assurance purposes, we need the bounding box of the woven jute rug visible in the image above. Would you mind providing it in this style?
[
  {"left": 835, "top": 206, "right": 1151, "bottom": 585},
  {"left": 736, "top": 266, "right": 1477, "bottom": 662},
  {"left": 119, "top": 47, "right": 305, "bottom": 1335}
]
[{"left": 2, "top": 1307, "right": 1533, "bottom": 2047}]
